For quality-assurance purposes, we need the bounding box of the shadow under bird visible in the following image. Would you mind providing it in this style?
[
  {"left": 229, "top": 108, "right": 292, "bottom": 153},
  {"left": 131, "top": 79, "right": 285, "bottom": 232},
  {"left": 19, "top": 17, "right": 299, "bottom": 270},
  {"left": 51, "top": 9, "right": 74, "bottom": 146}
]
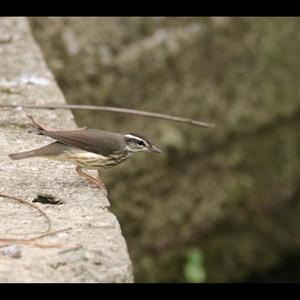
[{"left": 8, "top": 115, "right": 162, "bottom": 195}]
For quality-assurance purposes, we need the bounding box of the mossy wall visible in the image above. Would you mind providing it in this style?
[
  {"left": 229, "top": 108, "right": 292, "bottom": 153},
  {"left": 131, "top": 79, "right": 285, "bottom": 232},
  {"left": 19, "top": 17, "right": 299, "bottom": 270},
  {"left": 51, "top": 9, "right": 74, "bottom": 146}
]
[{"left": 29, "top": 17, "right": 300, "bottom": 282}]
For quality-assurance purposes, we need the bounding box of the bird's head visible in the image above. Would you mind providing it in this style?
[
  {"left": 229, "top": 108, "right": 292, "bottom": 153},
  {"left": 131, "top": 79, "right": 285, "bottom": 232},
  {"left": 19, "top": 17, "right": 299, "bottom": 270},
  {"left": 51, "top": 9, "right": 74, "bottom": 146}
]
[{"left": 124, "top": 133, "right": 162, "bottom": 154}]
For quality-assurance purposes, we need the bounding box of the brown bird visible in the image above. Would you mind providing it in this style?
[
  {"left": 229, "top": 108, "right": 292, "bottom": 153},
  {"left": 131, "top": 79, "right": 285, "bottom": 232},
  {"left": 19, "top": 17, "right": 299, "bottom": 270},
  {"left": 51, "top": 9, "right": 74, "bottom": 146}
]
[{"left": 9, "top": 115, "right": 162, "bottom": 194}]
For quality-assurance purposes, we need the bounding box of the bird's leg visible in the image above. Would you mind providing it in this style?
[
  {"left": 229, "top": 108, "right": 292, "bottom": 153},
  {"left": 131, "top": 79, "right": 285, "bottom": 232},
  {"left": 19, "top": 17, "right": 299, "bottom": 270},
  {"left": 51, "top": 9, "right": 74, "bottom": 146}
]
[
  {"left": 27, "top": 114, "right": 87, "bottom": 131},
  {"left": 97, "top": 170, "right": 107, "bottom": 189},
  {"left": 76, "top": 166, "right": 107, "bottom": 195}
]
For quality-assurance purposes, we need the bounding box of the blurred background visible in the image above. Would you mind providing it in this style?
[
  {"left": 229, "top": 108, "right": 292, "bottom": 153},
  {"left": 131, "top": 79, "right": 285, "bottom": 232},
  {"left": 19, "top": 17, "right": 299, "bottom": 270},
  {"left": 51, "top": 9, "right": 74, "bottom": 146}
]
[{"left": 28, "top": 17, "right": 300, "bottom": 282}]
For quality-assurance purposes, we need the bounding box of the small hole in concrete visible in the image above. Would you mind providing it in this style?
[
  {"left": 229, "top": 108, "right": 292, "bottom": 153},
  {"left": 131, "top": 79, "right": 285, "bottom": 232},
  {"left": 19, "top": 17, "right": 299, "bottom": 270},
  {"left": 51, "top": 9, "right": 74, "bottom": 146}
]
[{"left": 32, "top": 194, "right": 64, "bottom": 205}]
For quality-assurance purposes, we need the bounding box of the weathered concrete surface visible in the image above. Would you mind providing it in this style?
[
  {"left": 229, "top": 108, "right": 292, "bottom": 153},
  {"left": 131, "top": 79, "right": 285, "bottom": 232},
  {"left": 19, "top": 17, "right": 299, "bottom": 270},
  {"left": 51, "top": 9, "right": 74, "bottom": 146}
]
[{"left": 0, "top": 17, "right": 133, "bottom": 282}]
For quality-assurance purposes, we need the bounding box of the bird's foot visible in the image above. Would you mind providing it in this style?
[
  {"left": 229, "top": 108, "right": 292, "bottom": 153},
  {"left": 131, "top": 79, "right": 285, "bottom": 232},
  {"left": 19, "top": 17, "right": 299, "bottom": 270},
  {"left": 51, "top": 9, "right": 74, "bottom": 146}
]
[
  {"left": 87, "top": 180, "right": 108, "bottom": 196},
  {"left": 75, "top": 167, "right": 108, "bottom": 196}
]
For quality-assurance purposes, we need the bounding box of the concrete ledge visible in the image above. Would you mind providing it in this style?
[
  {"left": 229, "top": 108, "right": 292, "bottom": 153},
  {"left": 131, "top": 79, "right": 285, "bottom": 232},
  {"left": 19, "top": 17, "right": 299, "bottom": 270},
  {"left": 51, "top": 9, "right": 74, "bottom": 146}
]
[{"left": 0, "top": 17, "right": 133, "bottom": 283}]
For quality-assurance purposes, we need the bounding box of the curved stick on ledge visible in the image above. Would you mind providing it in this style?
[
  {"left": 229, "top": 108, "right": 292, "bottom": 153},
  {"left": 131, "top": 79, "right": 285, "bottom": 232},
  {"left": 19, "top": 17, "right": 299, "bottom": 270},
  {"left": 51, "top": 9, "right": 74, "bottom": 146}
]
[{"left": 0, "top": 104, "right": 215, "bottom": 128}]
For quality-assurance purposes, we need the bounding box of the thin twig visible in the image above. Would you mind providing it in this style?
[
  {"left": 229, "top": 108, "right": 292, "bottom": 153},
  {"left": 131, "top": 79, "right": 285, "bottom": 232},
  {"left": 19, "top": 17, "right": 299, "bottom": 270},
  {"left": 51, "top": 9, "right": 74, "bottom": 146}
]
[
  {"left": 0, "top": 227, "right": 74, "bottom": 249},
  {"left": 0, "top": 193, "right": 65, "bottom": 248},
  {"left": 0, "top": 193, "right": 51, "bottom": 236},
  {"left": 0, "top": 240, "right": 64, "bottom": 249},
  {"left": 0, "top": 103, "right": 214, "bottom": 128},
  {"left": 0, "top": 192, "right": 114, "bottom": 249}
]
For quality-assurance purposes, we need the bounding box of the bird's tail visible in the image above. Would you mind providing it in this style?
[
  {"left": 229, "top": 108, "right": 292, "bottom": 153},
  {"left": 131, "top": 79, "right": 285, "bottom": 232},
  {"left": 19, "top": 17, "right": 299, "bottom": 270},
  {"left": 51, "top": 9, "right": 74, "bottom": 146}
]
[{"left": 8, "top": 149, "right": 41, "bottom": 160}]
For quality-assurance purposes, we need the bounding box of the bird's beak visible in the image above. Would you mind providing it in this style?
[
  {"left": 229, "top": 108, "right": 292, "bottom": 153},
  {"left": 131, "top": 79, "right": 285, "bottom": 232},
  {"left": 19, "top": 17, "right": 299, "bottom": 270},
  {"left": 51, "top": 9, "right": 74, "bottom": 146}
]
[{"left": 149, "top": 145, "right": 163, "bottom": 154}]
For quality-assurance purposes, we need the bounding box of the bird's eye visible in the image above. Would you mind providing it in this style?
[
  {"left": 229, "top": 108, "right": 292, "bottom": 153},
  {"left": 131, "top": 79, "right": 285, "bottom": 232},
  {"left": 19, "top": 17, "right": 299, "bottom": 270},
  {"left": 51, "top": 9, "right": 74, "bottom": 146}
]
[{"left": 137, "top": 141, "right": 144, "bottom": 146}]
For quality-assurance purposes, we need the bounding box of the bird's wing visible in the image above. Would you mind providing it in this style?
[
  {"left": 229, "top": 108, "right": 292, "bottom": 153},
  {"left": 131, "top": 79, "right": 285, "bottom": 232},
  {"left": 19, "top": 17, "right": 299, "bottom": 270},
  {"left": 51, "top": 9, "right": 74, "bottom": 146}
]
[{"left": 39, "top": 129, "right": 121, "bottom": 155}]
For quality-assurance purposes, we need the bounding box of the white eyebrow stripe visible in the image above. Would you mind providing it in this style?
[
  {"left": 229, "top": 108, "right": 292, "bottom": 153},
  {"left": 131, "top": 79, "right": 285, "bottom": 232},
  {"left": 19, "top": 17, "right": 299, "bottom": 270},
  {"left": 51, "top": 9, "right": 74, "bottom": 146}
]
[{"left": 125, "top": 134, "right": 146, "bottom": 143}]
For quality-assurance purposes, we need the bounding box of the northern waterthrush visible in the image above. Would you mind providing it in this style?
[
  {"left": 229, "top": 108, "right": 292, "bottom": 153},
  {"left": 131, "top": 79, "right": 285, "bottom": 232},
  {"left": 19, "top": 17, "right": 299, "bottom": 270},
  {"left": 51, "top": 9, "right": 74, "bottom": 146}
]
[{"left": 9, "top": 115, "right": 162, "bottom": 194}]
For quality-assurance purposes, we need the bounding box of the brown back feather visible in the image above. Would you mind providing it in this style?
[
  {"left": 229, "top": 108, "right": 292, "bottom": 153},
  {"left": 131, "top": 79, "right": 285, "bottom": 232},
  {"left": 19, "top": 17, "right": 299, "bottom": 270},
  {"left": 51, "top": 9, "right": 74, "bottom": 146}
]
[{"left": 39, "top": 129, "right": 125, "bottom": 156}]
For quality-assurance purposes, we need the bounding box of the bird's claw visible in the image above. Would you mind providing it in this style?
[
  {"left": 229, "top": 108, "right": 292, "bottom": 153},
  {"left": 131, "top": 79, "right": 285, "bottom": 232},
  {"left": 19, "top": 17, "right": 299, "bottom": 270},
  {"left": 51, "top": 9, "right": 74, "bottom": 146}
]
[{"left": 88, "top": 181, "right": 108, "bottom": 196}]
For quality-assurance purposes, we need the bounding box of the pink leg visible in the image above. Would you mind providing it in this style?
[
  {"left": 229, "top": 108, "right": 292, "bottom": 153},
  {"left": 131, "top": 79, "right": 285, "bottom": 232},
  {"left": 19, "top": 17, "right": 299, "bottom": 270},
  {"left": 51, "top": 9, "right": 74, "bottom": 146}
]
[{"left": 76, "top": 167, "right": 108, "bottom": 196}]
